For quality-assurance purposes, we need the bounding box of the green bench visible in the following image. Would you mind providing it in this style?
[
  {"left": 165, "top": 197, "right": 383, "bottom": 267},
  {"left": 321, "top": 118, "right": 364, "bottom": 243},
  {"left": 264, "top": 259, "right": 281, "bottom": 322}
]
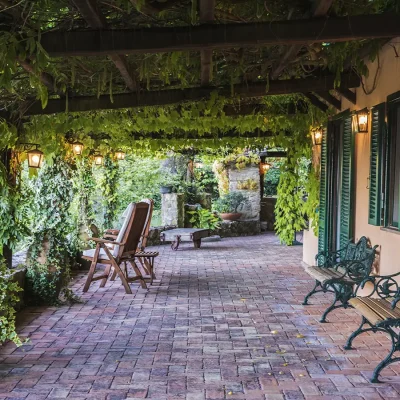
[
  {"left": 345, "top": 271, "right": 400, "bottom": 382},
  {"left": 303, "top": 236, "right": 378, "bottom": 322}
]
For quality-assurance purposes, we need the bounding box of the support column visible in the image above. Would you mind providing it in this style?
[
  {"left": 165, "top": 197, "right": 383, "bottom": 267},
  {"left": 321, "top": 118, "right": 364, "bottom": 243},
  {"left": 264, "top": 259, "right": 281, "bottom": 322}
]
[{"left": 161, "top": 193, "right": 185, "bottom": 227}]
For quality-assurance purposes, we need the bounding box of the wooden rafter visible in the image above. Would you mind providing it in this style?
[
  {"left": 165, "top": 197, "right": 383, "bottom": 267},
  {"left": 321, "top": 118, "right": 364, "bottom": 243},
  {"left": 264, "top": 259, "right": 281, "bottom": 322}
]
[
  {"left": 72, "top": 0, "right": 136, "bottom": 91},
  {"left": 270, "top": 0, "right": 334, "bottom": 80},
  {"left": 337, "top": 88, "right": 356, "bottom": 104},
  {"left": 22, "top": 73, "right": 360, "bottom": 116},
  {"left": 199, "top": 0, "right": 215, "bottom": 86},
  {"left": 315, "top": 91, "right": 341, "bottom": 110},
  {"left": 304, "top": 93, "right": 329, "bottom": 112},
  {"left": 40, "top": 14, "right": 400, "bottom": 57}
]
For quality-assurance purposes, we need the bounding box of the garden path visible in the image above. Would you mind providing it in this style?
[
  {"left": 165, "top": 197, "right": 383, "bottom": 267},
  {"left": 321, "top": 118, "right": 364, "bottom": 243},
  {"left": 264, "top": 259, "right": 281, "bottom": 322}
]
[{"left": 1, "top": 233, "right": 400, "bottom": 399}]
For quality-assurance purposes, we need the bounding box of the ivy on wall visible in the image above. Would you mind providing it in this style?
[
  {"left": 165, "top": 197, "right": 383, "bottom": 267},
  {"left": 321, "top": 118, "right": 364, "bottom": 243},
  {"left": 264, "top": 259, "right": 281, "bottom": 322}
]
[{"left": 26, "top": 156, "right": 76, "bottom": 305}]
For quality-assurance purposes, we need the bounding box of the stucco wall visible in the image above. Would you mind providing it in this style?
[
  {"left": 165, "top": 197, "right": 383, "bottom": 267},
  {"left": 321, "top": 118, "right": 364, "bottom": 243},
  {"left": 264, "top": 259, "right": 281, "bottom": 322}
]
[{"left": 303, "top": 39, "right": 400, "bottom": 273}]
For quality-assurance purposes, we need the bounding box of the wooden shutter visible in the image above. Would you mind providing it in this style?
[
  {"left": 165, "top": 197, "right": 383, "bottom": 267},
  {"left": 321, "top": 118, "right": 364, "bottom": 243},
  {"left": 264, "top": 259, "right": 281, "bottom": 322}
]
[
  {"left": 318, "top": 126, "right": 329, "bottom": 255},
  {"left": 368, "top": 103, "right": 385, "bottom": 226},
  {"left": 339, "top": 115, "right": 354, "bottom": 249}
]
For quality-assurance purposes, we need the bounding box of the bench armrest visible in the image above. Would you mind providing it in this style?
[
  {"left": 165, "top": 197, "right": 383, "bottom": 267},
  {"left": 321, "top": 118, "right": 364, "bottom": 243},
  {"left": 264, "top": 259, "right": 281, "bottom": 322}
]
[
  {"left": 354, "top": 271, "right": 400, "bottom": 309},
  {"left": 88, "top": 237, "right": 124, "bottom": 246}
]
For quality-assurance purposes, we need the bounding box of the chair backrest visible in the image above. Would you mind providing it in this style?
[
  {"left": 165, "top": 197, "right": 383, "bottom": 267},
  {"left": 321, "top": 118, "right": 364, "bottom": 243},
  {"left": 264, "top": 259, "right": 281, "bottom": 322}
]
[
  {"left": 138, "top": 198, "right": 154, "bottom": 251},
  {"left": 114, "top": 202, "right": 149, "bottom": 258}
]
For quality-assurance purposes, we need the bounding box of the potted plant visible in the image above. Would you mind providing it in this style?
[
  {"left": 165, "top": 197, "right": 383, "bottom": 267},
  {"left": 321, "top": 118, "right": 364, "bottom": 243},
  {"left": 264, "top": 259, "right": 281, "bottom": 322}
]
[
  {"left": 213, "top": 191, "right": 249, "bottom": 221},
  {"left": 159, "top": 173, "right": 180, "bottom": 194}
]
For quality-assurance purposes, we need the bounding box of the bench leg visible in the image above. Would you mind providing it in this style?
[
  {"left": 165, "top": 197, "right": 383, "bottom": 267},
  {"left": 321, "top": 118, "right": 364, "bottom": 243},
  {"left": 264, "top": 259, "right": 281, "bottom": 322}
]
[
  {"left": 302, "top": 280, "right": 324, "bottom": 305},
  {"left": 371, "top": 327, "right": 400, "bottom": 383},
  {"left": 344, "top": 316, "right": 374, "bottom": 349},
  {"left": 319, "top": 283, "right": 353, "bottom": 323}
]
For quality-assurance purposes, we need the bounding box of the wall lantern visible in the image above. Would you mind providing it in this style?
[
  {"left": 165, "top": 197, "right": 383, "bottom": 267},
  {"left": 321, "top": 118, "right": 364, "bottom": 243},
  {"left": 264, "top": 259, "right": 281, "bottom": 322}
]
[
  {"left": 356, "top": 109, "right": 369, "bottom": 133},
  {"left": 311, "top": 127, "right": 323, "bottom": 146},
  {"left": 72, "top": 141, "right": 84, "bottom": 156},
  {"left": 93, "top": 153, "right": 104, "bottom": 166},
  {"left": 115, "top": 149, "right": 126, "bottom": 160},
  {"left": 260, "top": 162, "right": 272, "bottom": 174},
  {"left": 27, "top": 147, "right": 44, "bottom": 168},
  {"left": 194, "top": 161, "right": 203, "bottom": 169}
]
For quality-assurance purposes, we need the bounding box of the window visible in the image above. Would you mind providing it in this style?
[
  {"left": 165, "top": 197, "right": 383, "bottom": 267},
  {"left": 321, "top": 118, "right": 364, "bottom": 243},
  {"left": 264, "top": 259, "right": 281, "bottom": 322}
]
[{"left": 386, "top": 92, "right": 400, "bottom": 228}]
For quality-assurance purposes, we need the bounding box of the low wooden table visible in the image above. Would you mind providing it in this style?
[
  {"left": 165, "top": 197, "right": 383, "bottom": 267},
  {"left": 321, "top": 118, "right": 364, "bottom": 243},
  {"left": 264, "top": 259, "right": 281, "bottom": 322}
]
[{"left": 160, "top": 228, "right": 210, "bottom": 251}]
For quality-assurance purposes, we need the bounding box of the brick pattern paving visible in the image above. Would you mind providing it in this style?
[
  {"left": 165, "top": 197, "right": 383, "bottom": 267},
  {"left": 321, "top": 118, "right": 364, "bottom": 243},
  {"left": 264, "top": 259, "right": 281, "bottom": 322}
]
[{"left": 1, "top": 233, "right": 400, "bottom": 399}]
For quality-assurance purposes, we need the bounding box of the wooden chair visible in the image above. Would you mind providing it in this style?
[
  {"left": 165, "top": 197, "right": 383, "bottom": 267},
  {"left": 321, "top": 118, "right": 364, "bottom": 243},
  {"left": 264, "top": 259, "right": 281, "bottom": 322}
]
[
  {"left": 108, "top": 199, "right": 158, "bottom": 285},
  {"left": 82, "top": 201, "right": 150, "bottom": 294}
]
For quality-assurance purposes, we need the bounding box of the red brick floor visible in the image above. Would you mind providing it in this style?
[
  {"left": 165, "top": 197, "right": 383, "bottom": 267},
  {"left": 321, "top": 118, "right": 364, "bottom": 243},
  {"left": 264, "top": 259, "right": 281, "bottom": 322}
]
[{"left": 1, "top": 233, "right": 400, "bottom": 399}]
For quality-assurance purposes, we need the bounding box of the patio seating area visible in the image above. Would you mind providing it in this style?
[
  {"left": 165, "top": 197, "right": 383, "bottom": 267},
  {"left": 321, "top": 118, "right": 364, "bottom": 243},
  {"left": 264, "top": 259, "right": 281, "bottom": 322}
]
[{"left": 1, "top": 233, "right": 399, "bottom": 400}]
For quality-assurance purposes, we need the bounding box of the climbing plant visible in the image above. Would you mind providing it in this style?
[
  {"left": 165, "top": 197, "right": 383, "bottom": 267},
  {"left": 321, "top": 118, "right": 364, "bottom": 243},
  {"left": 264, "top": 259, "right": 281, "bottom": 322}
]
[
  {"left": 0, "top": 258, "right": 23, "bottom": 346},
  {"left": 25, "top": 156, "right": 75, "bottom": 305}
]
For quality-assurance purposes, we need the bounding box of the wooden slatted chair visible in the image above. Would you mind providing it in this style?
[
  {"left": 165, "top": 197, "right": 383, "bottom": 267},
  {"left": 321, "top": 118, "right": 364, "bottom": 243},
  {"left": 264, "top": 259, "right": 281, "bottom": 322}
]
[
  {"left": 108, "top": 199, "right": 159, "bottom": 285},
  {"left": 82, "top": 201, "right": 150, "bottom": 294}
]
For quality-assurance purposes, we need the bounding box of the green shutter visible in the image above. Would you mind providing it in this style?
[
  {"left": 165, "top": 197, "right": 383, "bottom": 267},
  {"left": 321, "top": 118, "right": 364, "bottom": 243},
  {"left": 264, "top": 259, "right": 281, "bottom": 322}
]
[
  {"left": 368, "top": 103, "right": 385, "bottom": 226},
  {"left": 318, "top": 127, "right": 328, "bottom": 255},
  {"left": 339, "top": 115, "right": 354, "bottom": 249}
]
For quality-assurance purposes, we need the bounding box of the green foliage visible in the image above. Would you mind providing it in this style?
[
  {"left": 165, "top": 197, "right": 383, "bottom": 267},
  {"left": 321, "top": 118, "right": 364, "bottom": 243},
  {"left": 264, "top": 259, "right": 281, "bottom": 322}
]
[
  {"left": 0, "top": 259, "right": 22, "bottom": 346},
  {"left": 213, "top": 191, "right": 249, "bottom": 213},
  {"left": 237, "top": 178, "right": 258, "bottom": 191},
  {"left": 95, "top": 155, "right": 119, "bottom": 229},
  {"left": 275, "top": 169, "right": 306, "bottom": 245},
  {"left": 0, "top": 161, "right": 31, "bottom": 256},
  {"left": 187, "top": 207, "right": 221, "bottom": 230},
  {"left": 194, "top": 163, "right": 219, "bottom": 199},
  {"left": 26, "top": 156, "right": 75, "bottom": 305},
  {"left": 264, "top": 163, "right": 282, "bottom": 196},
  {"left": 303, "top": 168, "right": 320, "bottom": 236}
]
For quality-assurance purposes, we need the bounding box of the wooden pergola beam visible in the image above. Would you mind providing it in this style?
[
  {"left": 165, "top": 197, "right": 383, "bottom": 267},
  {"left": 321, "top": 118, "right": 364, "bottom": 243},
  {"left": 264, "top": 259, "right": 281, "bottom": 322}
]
[
  {"left": 199, "top": 0, "right": 215, "bottom": 85},
  {"left": 304, "top": 93, "right": 329, "bottom": 112},
  {"left": 40, "top": 14, "right": 400, "bottom": 57},
  {"left": 72, "top": 0, "right": 136, "bottom": 91},
  {"left": 270, "top": 0, "right": 334, "bottom": 79},
  {"left": 315, "top": 91, "right": 341, "bottom": 110},
  {"left": 336, "top": 88, "right": 356, "bottom": 104},
  {"left": 21, "top": 73, "right": 360, "bottom": 116}
]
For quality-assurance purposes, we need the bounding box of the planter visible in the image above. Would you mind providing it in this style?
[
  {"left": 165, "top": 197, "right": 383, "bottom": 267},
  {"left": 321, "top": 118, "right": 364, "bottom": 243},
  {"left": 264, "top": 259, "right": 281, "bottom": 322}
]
[
  {"left": 160, "top": 185, "right": 173, "bottom": 194},
  {"left": 220, "top": 212, "right": 242, "bottom": 221}
]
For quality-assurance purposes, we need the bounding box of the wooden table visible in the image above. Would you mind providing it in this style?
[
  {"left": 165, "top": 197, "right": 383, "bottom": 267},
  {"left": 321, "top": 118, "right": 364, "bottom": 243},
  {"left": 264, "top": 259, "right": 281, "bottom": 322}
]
[{"left": 160, "top": 228, "right": 210, "bottom": 250}]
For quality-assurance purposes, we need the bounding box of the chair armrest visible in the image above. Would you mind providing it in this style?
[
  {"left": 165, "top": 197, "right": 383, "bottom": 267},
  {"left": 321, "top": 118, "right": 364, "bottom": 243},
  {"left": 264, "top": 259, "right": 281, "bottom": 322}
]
[
  {"left": 104, "top": 229, "right": 120, "bottom": 235},
  {"left": 88, "top": 237, "right": 124, "bottom": 246}
]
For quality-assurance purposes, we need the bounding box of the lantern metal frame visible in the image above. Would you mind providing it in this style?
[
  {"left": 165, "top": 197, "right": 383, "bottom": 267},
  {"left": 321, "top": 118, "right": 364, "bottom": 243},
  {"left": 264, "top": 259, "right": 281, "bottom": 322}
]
[
  {"left": 93, "top": 152, "right": 104, "bottom": 166},
  {"left": 71, "top": 141, "right": 84, "bottom": 156},
  {"left": 356, "top": 108, "right": 369, "bottom": 133},
  {"left": 17, "top": 143, "right": 44, "bottom": 168},
  {"left": 114, "top": 149, "right": 126, "bottom": 160},
  {"left": 311, "top": 127, "right": 323, "bottom": 146}
]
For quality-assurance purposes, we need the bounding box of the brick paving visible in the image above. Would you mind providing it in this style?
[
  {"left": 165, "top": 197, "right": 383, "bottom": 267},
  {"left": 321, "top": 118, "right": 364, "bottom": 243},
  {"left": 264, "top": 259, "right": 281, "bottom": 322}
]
[{"left": 1, "top": 232, "right": 400, "bottom": 399}]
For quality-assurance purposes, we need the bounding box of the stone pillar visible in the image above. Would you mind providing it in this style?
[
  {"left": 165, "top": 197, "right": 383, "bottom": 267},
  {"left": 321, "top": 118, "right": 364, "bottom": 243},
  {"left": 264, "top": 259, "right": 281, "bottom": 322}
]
[
  {"left": 161, "top": 193, "right": 185, "bottom": 227},
  {"left": 228, "top": 165, "right": 261, "bottom": 220}
]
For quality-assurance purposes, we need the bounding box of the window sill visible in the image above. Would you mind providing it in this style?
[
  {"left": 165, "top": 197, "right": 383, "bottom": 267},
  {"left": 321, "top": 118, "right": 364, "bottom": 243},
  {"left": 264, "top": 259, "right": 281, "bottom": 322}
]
[{"left": 380, "top": 227, "right": 400, "bottom": 235}]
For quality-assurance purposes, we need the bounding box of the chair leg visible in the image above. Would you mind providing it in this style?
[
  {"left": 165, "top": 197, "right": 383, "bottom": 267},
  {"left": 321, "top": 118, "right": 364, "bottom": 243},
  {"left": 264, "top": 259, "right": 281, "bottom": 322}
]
[
  {"left": 83, "top": 246, "right": 101, "bottom": 292},
  {"left": 302, "top": 280, "right": 323, "bottom": 305},
  {"left": 110, "top": 259, "right": 132, "bottom": 294},
  {"left": 110, "top": 269, "right": 117, "bottom": 281},
  {"left": 99, "top": 263, "right": 113, "bottom": 288},
  {"left": 129, "top": 260, "right": 148, "bottom": 289},
  {"left": 138, "top": 257, "right": 150, "bottom": 275}
]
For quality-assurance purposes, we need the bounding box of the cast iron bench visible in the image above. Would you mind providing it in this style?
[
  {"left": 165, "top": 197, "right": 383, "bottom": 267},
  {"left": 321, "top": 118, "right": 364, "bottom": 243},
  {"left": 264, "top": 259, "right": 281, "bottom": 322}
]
[
  {"left": 345, "top": 271, "right": 400, "bottom": 383},
  {"left": 303, "top": 236, "right": 378, "bottom": 322}
]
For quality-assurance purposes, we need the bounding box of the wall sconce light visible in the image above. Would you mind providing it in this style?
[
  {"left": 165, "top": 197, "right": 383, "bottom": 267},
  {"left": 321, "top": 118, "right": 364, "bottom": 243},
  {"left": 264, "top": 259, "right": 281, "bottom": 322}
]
[
  {"left": 194, "top": 161, "right": 203, "bottom": 169},
  {"left": 311, "top": 127, "right": 323, "bottom": 146},
  {"left": 27, "top": 146, "right": 44, "bottom": 168},
  {"left": 72, "top": 141, "right": 84, "bottom": 156},
  {"left": 356, "top": 109, "right": 369, "bottom": 133},
  {"left": 260, "top": 162, "right": 271, "bottom": 174},
  {"left": 93, "top": 153, "right": 104, "bottom": 166},
  {"left": 115, "top": 149, "right": 126, "bottom": 160}
]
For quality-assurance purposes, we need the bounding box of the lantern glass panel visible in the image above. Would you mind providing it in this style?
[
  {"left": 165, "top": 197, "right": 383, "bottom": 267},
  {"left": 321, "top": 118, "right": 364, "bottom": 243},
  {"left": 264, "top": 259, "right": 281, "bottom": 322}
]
[
  {"left": 72, "top": 141, "right": 84, "bottom": 156},
  {"left": 94, "top": 154, "right": 103, "bottom": 166},
  {"left": 115, "top": 150, "right": 125, "bottom": 160},
  {"left": 27, "top": 149, "right": 43, "bottom": 168},
  {"left": 357, "top": 112, "right": 369, "bottom": 133}
]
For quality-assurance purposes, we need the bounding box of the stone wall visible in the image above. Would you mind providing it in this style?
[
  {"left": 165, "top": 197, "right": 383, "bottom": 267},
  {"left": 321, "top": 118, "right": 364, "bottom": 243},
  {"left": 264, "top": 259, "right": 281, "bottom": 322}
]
[
  {"left": 161, "top": 193, "right": 185, "bottom": 227},
  {"left": 228, "top": 165, "right": 261, "bottom": 220}
]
